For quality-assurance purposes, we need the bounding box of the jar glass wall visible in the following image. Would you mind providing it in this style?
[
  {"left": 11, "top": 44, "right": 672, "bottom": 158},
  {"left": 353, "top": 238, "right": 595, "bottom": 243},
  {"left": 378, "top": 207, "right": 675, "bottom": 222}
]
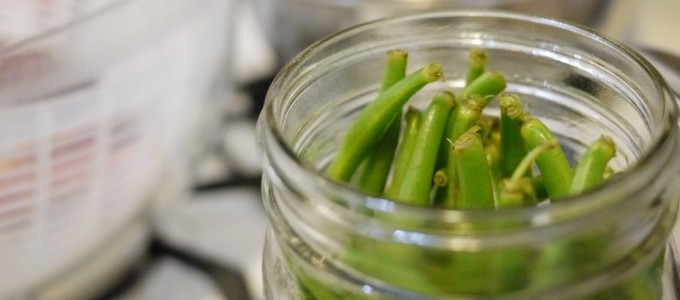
[{"left": 258, "top": 11, "right": 680, "bottom": 300}]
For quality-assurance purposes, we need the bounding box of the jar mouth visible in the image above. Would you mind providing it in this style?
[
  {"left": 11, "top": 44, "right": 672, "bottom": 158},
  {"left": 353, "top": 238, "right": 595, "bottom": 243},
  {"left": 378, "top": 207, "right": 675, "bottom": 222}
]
[
  {"left": 284, "top": 0, "right": 528, "bottom": 4},
  {"left": 260, "top": 11, "right": 678, "bottom": 228},
  {"left": 279, "top": 0, "right": 574, "bottom": 7}
]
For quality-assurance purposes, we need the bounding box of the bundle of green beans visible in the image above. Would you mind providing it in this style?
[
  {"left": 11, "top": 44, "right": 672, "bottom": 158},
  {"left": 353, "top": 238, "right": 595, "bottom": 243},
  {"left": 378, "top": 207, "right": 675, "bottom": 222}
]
[
  {"left": 328, "top": 48, "right": 614, "bottom": 208},
  {"left": 291, "top": 49, "right": 661, "bottom": 299}
]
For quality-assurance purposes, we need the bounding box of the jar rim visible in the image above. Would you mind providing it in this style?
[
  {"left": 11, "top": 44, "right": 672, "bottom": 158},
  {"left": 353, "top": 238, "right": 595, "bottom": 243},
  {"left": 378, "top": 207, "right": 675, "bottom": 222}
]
[
  {"left": 260, "top": 10, "right": 679, "bottom": 226},
  {"left": 281, "top": 0, "right": 540, "bottom": 6}
]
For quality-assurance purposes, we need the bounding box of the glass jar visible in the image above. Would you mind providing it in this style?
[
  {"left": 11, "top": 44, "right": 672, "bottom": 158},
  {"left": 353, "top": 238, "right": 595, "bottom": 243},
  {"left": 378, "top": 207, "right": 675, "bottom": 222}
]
[{"left": 257, "top": 11, "right": 680, "bottom": 300}]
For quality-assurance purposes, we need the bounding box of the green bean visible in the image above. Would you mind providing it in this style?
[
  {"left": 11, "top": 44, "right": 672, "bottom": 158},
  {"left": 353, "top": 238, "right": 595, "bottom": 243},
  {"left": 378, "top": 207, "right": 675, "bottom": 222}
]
[
  {"left": 440, "top": 95, "right": 486, "bottom": 208},
  {"left": 499, "top": 141, "right": 557, "bottom": 208},
  {"left": 520, "top": 114, "right": 573, "bottom": 200},
  {"left": 445, "top": 129, "right": 508, "bottom": 293},
  {"left": 485, "top": 138, "right": 502, "bottom": 204},
  {"left": 448, "top": 71, "right": 506, "bottom": 152},
  {"left": 432, "top": 168, "right": 449, "bottom": 206},
  {"left": 451, "top": 95, "right": 488, "bottom": 151},
  {"left": 453, "top": 126, "right": 495, "bottom": 210},
  {"left": 522, "top": 122, "right": 579, "bottom": 291},
  {"left": 354, "top": 50, "right": 408, "bottom": 195},
  {"left": 437, "top": 111, "right": 457, "bottom": 172},
  {"left": 440, "top": 71, "right": 505, "bottom": 155},
  {"left": 486, "top": 138, "right": 556, "bottom": 293},
  {"left": 466, "top": 48, "right": 488, "bottom": 85},
  {"left": 568, "top": 135, "right": 616, "bottom": 196},
  {"left": 433, "top": 169, "right": 448, "bottom": 187},
  {"left": 510, "top": 142, "right": 555, "bottom": 186},
  {"left": 459, "top": 70, "right": 507, "bottom": 101},
  {"left": 327, "top": 63, "right": 443, "bottom": 182},
  {"left": 341, "top": 240, "right": 445, "bottom": 294},
  {"left": 499, "top": 93, "right": 529, "bottom": 178},
  {"left": 380, "top": 50, "right": 409, "bottom": 91},
  {"left": 478, "top": 115, "right": 499, "bottom": 144},
  {"left": 385, "top": 107, "right": 422, "bottom": 199},
  {"left": 396, "top": 91, "right": 455, "bottom": 205},
  {"left": 436, "top": 71, "right": 506, "bottom": 170},
  {"left": 499, "top": 179, "right": 536, "bottom": 209},
  {"left": 352, "top": 122, "right": 400, "bottom": 195}
]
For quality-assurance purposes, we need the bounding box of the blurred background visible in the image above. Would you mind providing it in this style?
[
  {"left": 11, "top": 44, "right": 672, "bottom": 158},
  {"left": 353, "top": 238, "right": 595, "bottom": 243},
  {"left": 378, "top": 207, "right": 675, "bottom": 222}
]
[{"left": 0, "top": 0, "right": 678, "bottom": 299}]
